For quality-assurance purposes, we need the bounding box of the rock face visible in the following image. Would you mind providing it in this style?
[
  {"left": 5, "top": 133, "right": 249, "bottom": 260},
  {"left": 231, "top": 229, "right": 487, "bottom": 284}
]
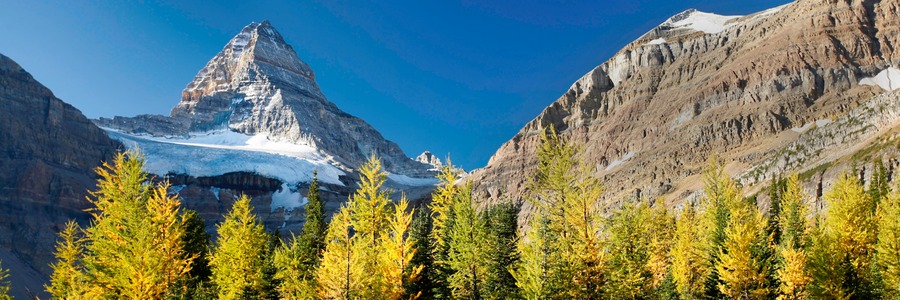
[
  {"left": 96, "top": 21, "right": 428, "bottom": 176},
  {"left": 0, "top": 53, "right": 122, "bottom": 298},
  {"left": 416, "top": 151, "right": 443, "bottom": 169},
  {"left": 469, "top": 0, "right": 900, "bottom": 215},
  {"left": 95, "top": 22, "right": 437, "bottom": 237}
]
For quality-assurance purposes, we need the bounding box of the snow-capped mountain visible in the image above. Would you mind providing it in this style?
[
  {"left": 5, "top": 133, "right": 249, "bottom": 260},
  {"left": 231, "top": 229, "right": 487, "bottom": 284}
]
[{"left": 97, "top": 21, "right": 432, "bottom": 179}]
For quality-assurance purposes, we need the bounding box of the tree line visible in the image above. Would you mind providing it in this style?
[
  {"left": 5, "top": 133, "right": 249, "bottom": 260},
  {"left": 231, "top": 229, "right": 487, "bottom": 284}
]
[{"left": 0, "top": 127, "right": 899, "bottom": 299}]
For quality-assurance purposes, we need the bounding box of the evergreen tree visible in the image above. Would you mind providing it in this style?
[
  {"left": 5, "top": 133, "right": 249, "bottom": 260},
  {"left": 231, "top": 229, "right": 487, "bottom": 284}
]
[
  {"left": 447, "top": 183, "right": 490, "bottom": 299},
  {"left": 877, "top": 181, "right": 900, "bottom": 298},
  {"left": 767, "top": 176, "right": 788, "bottom": 247},
  {"left": 776, "top": 174, "right": 811, "bottom": 300},
  {"left": 170, "top": 209, "right": 213, "bottom": 299},
  {"left": 671, "top": 204, "right": 709, "bottom": 299},
  {"left": 79, "top": 152, "right": 193, "bottom": 299},
  {"left": 407, "top": 207, "right": 435, "bottom": 299},
  {"left": 210, "top": 195, "right": 270, "bottom": 300},
  {"left": 429, "top": 163, "right": 461, "bottom": 299},
  {"left": 274, "top": 171, "right": 326, "bottom": 299},
  {"left": 869, "top": 158, "right": 890, "bottom": 205},
  {"left": 47, "top": 220, "right": 85, "bottom": 299},
  {"left": 809, "top": 173, "right": 879, "bottom": 299},
  {"left": 604, "top": 202, "right": 653, "bottom": 298},
  {"left": 483, "top": 202, "right": 520, "bottom": 299},
  {"left": 715, "top": 197, "right": 771, "bottom": 299},
  {"left": 0, "top": 260, "right": 10, "bottom": 300}
]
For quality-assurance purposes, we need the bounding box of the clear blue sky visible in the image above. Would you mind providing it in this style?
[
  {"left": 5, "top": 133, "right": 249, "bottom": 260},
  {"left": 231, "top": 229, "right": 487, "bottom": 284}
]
[{"left": 0, "top": 0, "right": 790, "bottom": 170}]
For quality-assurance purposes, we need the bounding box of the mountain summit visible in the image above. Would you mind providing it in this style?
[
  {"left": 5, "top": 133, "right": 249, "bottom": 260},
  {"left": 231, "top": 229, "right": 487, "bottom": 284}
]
[{"left": 97, "top": 21, "right": 429, "bottom": 176}]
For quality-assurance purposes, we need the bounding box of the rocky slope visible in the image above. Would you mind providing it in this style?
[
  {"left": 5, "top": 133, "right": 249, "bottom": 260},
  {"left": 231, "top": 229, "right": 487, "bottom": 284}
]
[
  {"left": 469, "top": 0, "right": 900, "bottom": 215},
  {"left": 96, "top": 21, "right": 438, "bottom": 234},
  {"left": 0, "top": 53, "right": 122, "bottom": 298}
]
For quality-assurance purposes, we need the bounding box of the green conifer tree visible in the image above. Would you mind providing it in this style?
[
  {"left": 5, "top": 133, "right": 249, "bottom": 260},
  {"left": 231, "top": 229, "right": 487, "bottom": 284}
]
[
  {"left": 429, "top": 163, "right": 460, "bottom": 299},
  {"left": 407, "top": 207, "right": 435, "bottom": 299},
  {"left": 775, "top": 174, "right": 811, "bottom": 300},
  {"left": 483, "top": 202, "right": 520, "bottom": 299},
  {"left": 210, "top": 195, "right": 270, "bottom": 300},
  {"left": 447, "top": 184, "right": 490, "bottom": 299},
  {"left": 274, "top": 171, "right": 326, "bottom": 299}
]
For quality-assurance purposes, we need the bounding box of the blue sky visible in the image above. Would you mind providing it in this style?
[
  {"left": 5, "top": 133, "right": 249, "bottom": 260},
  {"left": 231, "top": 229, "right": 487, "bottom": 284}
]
[{"left": 0, "top": 0, "right": 790, "bottom": 170}]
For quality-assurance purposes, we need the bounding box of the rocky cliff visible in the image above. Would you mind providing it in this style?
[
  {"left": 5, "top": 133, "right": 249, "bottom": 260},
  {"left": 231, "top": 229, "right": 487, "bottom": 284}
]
[
  {"left": 469, "top": 0, "right": 900, "bottom": 215},
  {"left": 0, "top": 53, "right": 122, "bottom": 298}
]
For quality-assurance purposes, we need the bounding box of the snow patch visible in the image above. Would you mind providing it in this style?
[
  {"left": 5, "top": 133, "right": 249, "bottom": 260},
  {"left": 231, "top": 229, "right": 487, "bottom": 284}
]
[
  {"left": 210, "top": 187, "right": 221, "bottom": 200},
  {"left": 669, "top": 10, "right": 741, "bottom": 34},
  {"left": 646, "top": 38, "right": 667, "bottom": 45},
  {"left": 860, "top": 67, "right": 900, "bottom": 92},
  {"left": 791, "top": 119, "right": 832, "bottom": 133},
  {"left": 103, "top": 129, "right": 347, "bottom": 187},
  {"left": 606, "top": 151, "right": 635, "bottom": 171},
  {"left": 387, "top": 174, "right": 439, "bottom": 187},
  {"left": 271, "top": 183, "right": 306, "bottom": 212}
]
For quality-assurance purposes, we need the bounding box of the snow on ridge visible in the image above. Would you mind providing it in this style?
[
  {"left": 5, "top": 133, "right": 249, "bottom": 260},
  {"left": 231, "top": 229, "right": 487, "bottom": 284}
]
[
  {"left": 387, "top": 174, "right": 439, "bottom": 187},
  {"left": 668, "top": 10, "right": 742, "bottom": 34},
  {"left": 791, "top": 119, "right": 832, "bottom": 133},
  {"left": 860, "top": 67, "right": 900, "bottom": 92},
  {"left": 646, "top": 38, "right": 667, "bottom": 45},
  {"left": 104, "top": 129, "right": 347, "bottom": 187},
  {"left": 271, "top": 183, "right": 307, "bottom": 212},
  {"left": 606, "top": 151, "right": 635, "bottom": 171}
]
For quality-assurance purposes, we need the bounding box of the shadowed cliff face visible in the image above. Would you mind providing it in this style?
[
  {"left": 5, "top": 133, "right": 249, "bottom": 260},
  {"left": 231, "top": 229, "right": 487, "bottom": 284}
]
[
  {"left": 0, "top": 53, "right": 122, "bottom": 298},
  {"left": 470, "top": 0, "right": 900, "bottom": 217}
]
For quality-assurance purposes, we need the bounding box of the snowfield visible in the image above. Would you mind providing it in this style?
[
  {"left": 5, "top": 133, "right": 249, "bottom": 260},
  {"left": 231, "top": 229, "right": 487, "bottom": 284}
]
[
  {"left": 103, "top": 129, "right": 348, "bottom": 186},
  {"left": 670, "top": 11, "right": 741, "bottom": 34},
  {"left": 860, "top": 67, "right": 900, "bottom": 92}
]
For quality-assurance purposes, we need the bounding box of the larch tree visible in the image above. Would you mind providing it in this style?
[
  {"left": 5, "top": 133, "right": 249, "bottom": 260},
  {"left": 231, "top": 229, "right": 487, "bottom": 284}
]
[
  {"left": 645, "top": 200, "right": 677, "bottom": 297},
  {"left": 380, "top": 196, "right": 422, "bottom": 299},
  {"left": 775, "top": 174, "right": 811, "bottom": 300},
  {"left": 877, "top": 180, "right": 900, "bottom": 297},
  {"left": 316, "top": 207, "right": 361, "bottom": 299},
  {"left": 512, "top": 214, "right": 553, "bottom": 300},
  {"left": 715, "top": 197, "right": 771, "bottom": 299},
  {"left": 210, "top": 195, "right": 270, "bottom": 300},
  {"left": 0, "top": 260, "right": 10, "bottom": 300},
  {"left": 447, "top": 183, "right": 490, "bottom": 299},
  {"left": 513, "top": 125, "right": 604, "bottom": 299},
  {"left": 671, "top": 204, "right": 709, "bottom": 299},
  {"left": 77, "top": 152, "right": 193, "bottom": 299},
  {"left": 809, "top": 173, "right": 878, "bottom": 299},
  {"left": 47, "top": 220, "right": 86, "bottom": 299},
  {"left": 429, "top": 163, "right": 460, "bottom": 299},
  {"left": 604, "top": 202, "right": 653, "bottom": 299},
  {"left": 698, "top": 160, "right": 740, "bottom": 298}
]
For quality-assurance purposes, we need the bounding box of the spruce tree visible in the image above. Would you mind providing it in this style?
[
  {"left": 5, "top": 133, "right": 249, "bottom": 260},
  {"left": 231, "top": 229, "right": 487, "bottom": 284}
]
[
  {"left": 274, "top": 171, "right": 326, "bottom": 299},
  {"left": 407, "top": 207, "right": 435, "bottom": 299},
  {"left": 698, "top": 160, "right": 740, "bottom": 298},
  {"left": 170, "top": 209, "right": 213, "bottom": 299},
  {"left": 210, "top": 195, "right": 270, "bottom": 300},
  {"left": 483, "top": 202, "right": 520, "bottom": 299}
]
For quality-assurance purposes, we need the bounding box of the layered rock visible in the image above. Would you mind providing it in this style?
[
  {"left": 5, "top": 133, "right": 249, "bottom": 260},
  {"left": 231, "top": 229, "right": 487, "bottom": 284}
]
[
  {"left": 469, "top": 0, "right": 900, "bottom": 215},
  {"left": 96, "top": 21, "right": 429, "bottom": 176},
  {"left": 0, "top": 53, "right": 122, "bottom": 298}
]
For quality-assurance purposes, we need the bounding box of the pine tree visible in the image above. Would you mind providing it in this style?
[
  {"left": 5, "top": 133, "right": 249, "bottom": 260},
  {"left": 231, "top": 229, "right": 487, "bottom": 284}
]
[
  {"left": 210, "top": 195, "right": 270, "bottom": 300},
  {"left": 869, "top": 158, "right": 890, "bottom": 205},
  {"left": 715, "top": 197, "right": 771, "bottom": 299},
  {"left": 483, "top": 202, "right": 520, "bottom": 299},
  {"left": 274, "top": 171, "right": 326, "bottom": 299},
  {"left": 671, "top": 204, "right": 709, "bottom": 299},
  {"left": 79, "top": 152, "right": 193, "bottom": 299},
  {"left": 47, "top": 220, "right": 85, "bottom": 299},
  {"left": 317, "top": 207, "right": 361, "bottom": 299},
  {"left": 447, "top": 184, "right": 490, "bottom": 299},
  {"left": 0, "top": 260, "right": 10, "bottom": 300},
  {"left": 604, "top": 202, "right": 653, "bottom": 298},
  {"left": 809, "top": 173, "right": 879, "bottom": 299},
  {"left": 429, "top": 163, "right": 460, "bottom": 299},
  {"left": 877, "top": 180, "right": 900, "bottom": 298},
  {"left": 776, "top": 174, "right": 811, "bottom": 300},
  {"left": 407, "top": 207, "right": 435, "bottom": 299}
]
